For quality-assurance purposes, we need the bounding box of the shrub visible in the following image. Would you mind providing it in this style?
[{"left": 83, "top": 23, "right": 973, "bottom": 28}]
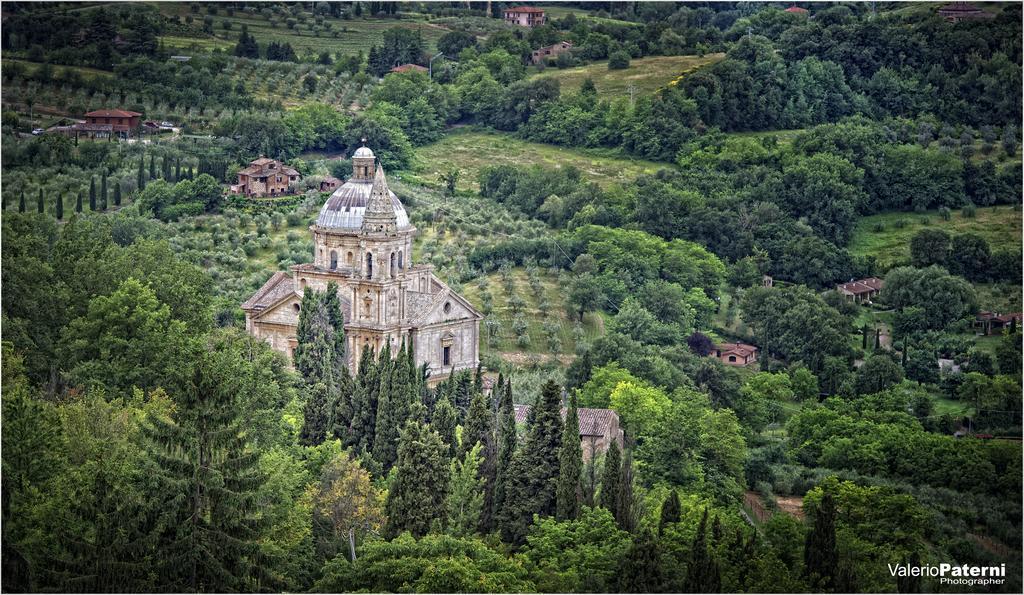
[
  {"left": 608, "top": 50, "right": 630, "bottom": 70},
  {"left": 962, "top": 203, "right": 977, "bottom": 218}
]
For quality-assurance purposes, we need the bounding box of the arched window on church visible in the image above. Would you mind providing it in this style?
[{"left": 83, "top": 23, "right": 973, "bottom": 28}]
[
  {"left": 347, "top": 251, "right": 354, "bottom": 265},
  {"left": 330, "top": 250, "right": 338, "bottom": 270},
  {"left": 390, "top": 252, "right": 396, "bottom": 277},
  {"left": 366, "top": 253, "right": 373, "bottom": 279},
  {"left": 299, "top": 278, "right": 307, "bottom": 290},
  {"left": 398, "top": 250, "right": 404, "bottom": 269}
]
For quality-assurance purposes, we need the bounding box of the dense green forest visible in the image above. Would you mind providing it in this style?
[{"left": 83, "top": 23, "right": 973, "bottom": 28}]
[{"left": 2, "top": 1, "right": 1022, "bottom": 593}]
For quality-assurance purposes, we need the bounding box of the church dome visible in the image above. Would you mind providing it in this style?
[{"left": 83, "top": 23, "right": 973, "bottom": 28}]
[
  {"left": 315, "top": 178, "right": 412, "bottom": 230},
  {"left": 352, "top": 146, "right": 375, "bottom": 158}
]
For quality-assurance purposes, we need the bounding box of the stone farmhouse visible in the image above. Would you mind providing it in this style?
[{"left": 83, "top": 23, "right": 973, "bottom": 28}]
[
  {"left": 514, "top": 403, "right": 624, "bottom": 461},
  {"left": 504, "top": 5, "right": 545, "bottom": 27},
  {"left": 242, "top": 146, "right": 482, "bottom": 383},
  {"left": 231, "top": 157, "right": 301, "bottom": 198},
  {"left": 531, "top": 41, "right": 573, "bottom": 65}
]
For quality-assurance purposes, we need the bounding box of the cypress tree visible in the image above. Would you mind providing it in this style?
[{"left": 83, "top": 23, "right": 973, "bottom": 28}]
[
  {"left": 431, "top": 396, "right": 457, "bottom": 460},
  {"left": 461, "top": 389, "right": 497, "bottom": 531},
  {"left": 556, "top": 393, "right": 582, "bottom": 521},
  {"left": 138, "top": 155, "right": 146, "bottom": 190},
  {"left": 461, "top": 390, "right": 493, "bottom": 459},
  {"left": 100, "top": 175, "right": 108, "bottom": 210},
  {"left": 615, "top": 448, "right": 636, "bottom": 532},
  {"left": 89, "top": 178, "right": 96, "bottom": 211},
  {"left": 874, "top": 329, "right": 880, "bottom": 349},
  {"left": 617, "top": 529, "right": 663, "bottom": 593},
  {"left": 1, "top": 191, "right": 6, "bottom": 210},
  {"left": 383, "top": 419, "right": 449, "bottom": 538},
  {"left": 347, "top": 347, "right": 378, "bottom": 451},
  {"left": 492, "top": 378, "right": 517, "bottom": 523},
  {"left": 294, "top": 289, "right": 338, "bottom": 389},
  {"left": 861, "top": 324, "right": 869, "bottom": 350},
  {"left": 300, "top": 382, "right": 333, "bottom": 447},
  {"left": 19, "top": 191, "right": 26, "bottom": 212},
  {"left": 658, "top": 489, "right": 681, "bottom": 535},
  {"left": 148, "top": 154, "right": 156, "bottom": 180},
  {"left": 114, "top": 181, "right": 122, "bottom": 206},
  {"left": 162, "top": 156, "right": 171, "bottom": 181},
  {"left": 175, "top": 158, "right": 181, "bottom": 182},
  {"left": 142, "top": 346, "right": 268, "bottom": 592},
  {"left": 55, "top": 194, "right": 63, "bottom": 220},
  {"left": 446, "top": 442, "right": 485, "bottom": 538},
  {"left": 499, "top": 380, "right": 563, "bottom": 544},
  {"left": 37, "top": 188, "right": 44, "bottom": 213},
  {"left": 804, "top": 489, "right": 838, "bottom": 590},
  {"left": 371, "top": 342, "right": 400, "bottom": 470},
  {"left": 76, "top": 192, "right": 83, "bottom": 213},
  {"left": 599, "top": 440, "right": 621, "bottom": 512},
  {"left": 686, "top": 508, "right": 720, "bottom": 592}
]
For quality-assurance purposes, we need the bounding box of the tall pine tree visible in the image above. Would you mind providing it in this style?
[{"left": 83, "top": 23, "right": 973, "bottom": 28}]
[
  {"left": 686, "top": 508, "right": 721, "bottom": 592},
  {"left": 499, "top": 380, "right": 563, "bottom": 544},
  {"left": 556, "top": 393, "right": 582, "bottom": 521},
  {"left": 371, "top": 342, "right": 402, "bottom": 470},
  {"left": 347, "top": 347, "right": 379, "bottom": 451},
  {"left": 142, "top": 346, "right": 269, "bottom": 592},
  {"left": 383, "top": 419, "right": 449, "bottom": 538}
]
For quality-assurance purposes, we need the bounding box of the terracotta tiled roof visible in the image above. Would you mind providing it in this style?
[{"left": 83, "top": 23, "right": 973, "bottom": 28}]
[
  {"left": 239, "top": 158, "right": 300, "bottom": 178},
  {"left": 506, "top": 6, "right": 544, "bottom": 13},
  {"left": 241, "top": 272, "right": 294, "bottom": 311},
  {"left": 716, "top": 342, "right": 758, "bottom": 358},
  {"left": 86, "top": 109, "right": 142, "bottom": 118},
  {"left": 391, "top": 63, "right": 427, "bottom": 73},
  {"left": 513, "top": 404, "right": 619, "bottom": 438},
  {"left": 837, "top": 277, "right": 884, "bottom": 295},
  {"left": 784, "top": 6, "right": 809, "bottom": 13}
]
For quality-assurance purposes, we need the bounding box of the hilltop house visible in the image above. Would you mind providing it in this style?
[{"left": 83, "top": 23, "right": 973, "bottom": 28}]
[
  {"left": 504, "top": 6, "right": 545, "bottom": 27},
  {"left": 391, "top": 63, "right": 427, "bottom": 74},
  {"left": 514, "top": 404, "right": 624, "bottom": 460},
  {"left": 974, "top": 311, "right": 1021, "bottom": 335},
  {"left": 714, "top": 342, "right": 759, "bottom": 366},
  {"left": 231, "top": 157, "right": 301, "bottom": 198},
  {"left": 938, "top": 2, "right": 994, "bottom": 22},
  {"left": 531, "top": 41, "right": 573, "bottom": 64},
  {"left": 836, "top": 277, "right": 884, "bottom": 303},
  {"left": 71, "top": 109, "right": 142, "bottom": 139}
]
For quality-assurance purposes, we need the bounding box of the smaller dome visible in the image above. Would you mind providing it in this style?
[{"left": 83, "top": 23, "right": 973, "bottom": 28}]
[{"left": 353, "top": 146, "right": 375, "bottom": 158}]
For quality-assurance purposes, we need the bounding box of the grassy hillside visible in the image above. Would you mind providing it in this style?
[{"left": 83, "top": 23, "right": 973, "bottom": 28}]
[
  {"left": 534, "top": 53, "right": 724, "bottom": 97},
  {"left": 849, "top": 206, "right": 1022, "bottom": 270},
  {"left": 155, "top": 4, "right": 449, "bottom": 58},
  {"left": 461, "top": 267, "right": 605, "bottom": 365},
  {"left": 409, "top": 128, "right": 670, "bottom": 193}
]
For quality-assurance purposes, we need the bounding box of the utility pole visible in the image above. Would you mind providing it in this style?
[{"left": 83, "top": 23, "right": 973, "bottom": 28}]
[
  {"left": 429, "top": 52, "right": 444, "bottom": 80},
  {"left": 627, "top": 83, "right": 637, "bottom": 107}
]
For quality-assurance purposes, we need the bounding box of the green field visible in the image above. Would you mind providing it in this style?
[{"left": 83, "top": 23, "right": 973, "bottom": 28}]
[
  {"left": 155, "top": 4, "right": 449, "bottom": 58},
  {"left": 849, "top": 206, "right": 1023, "bottom": 270},
  {"left": 534, "top": 53, "right": 724, "bottom": 97},
  {"left": 409, "top": 128, "right": 671, "bottom": 193}
]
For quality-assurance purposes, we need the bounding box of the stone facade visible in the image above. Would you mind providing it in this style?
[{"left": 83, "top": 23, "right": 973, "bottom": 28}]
[
  {"left": 513, "top": 404, "right": 624, "bottom": 461},
  {"left": 242, "top": 146, "right": 482, "bottom": 382}
]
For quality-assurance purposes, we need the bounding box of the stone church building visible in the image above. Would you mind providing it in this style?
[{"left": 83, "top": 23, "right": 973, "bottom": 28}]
[{"left": 242, "top": 146, "right": 482, "bottom": 381}]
